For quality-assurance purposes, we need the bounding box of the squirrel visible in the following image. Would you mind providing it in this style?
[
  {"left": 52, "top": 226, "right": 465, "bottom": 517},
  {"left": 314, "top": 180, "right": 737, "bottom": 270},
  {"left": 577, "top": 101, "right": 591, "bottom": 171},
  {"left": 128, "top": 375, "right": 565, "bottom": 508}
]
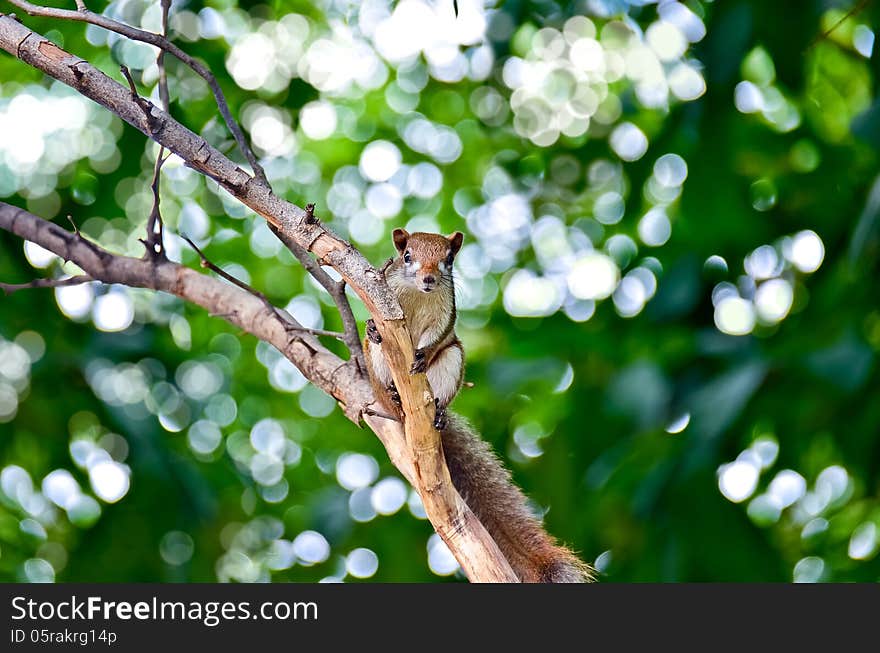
[{"left": 363, "top": 228, "right": 593, "bottom": 583}]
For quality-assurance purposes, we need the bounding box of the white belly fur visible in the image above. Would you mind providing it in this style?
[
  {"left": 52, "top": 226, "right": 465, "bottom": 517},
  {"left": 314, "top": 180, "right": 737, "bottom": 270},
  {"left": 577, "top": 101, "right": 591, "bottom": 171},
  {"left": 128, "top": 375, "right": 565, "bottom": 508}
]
[
  {"left": 369, "top": 336, "right": 461, "bottom": 408},
  {"left": 367, "top": 339, "right": 393, "bottom": 386},
  {"left": 426, "top": 345, "right": 463, "bottom": 408}
]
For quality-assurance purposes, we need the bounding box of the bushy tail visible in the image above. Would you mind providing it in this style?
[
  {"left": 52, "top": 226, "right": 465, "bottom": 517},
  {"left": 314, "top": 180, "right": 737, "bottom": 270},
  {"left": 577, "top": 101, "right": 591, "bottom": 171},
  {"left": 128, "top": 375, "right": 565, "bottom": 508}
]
[{"left": 440, "top": 413, "right": 593, "bottom": 583}]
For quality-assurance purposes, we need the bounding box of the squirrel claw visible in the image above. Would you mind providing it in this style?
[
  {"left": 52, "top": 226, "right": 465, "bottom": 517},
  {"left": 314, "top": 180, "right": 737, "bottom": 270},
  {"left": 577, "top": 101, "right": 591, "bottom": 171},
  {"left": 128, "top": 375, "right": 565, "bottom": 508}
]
[
  {"left": 410, "top": 348, "right": 427, "bottom": 374},
  {"left": 433, "top": 399, "right": 447, "bottom": 431},
  {"left": 387, "top": 383, "right": 402, "bottom": 408},
  {"left": 366, "top": 319, "right": 382, "bottom": 344}
]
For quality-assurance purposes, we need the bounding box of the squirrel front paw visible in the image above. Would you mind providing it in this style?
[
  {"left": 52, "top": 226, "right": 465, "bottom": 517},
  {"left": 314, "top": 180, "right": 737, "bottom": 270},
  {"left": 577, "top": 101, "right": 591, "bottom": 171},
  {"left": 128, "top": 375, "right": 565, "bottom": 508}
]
[
  {"left": 366, "top": 319, "right": 382, "bottom": 344},
  {"left": 386, "top": 382, "right": 402, "bottom": 408},
  {"left": 410, "top": 348, "right": 427, "bottom": 374},
  {"left": 433, "top": 398, "right": 447, "bottom": 431}
]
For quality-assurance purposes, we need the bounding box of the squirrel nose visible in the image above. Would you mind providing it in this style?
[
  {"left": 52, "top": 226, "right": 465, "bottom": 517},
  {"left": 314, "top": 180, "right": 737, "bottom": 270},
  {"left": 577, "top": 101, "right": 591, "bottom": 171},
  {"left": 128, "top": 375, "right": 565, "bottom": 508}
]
[{"left": 422, "top": 275, "right": 436, "bottom": 286}]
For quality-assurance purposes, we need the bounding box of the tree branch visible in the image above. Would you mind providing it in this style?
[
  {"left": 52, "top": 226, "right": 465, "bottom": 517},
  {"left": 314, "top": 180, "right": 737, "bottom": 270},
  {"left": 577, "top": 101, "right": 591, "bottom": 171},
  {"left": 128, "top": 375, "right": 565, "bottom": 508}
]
[
  {"left": 270, "top": 218, "right": 366, "bottom": 373},
  {"left": 0, "top": 201, "right": 361, "bottom": 416},
  {"left": 0, "top": 15, "right": 518, "bottom": 582},
  {"left": 4, "top": 0, "right": 269, "bottom": 186},
  {"left": 2, "top": 211, "right": 416, "bottom": 475},
  {"left": 805, "top": 0, "right": 871, "bottom": 52},
  {"left": 156, "top": 0, "right": 170, "bottom": 111},
  {"left": 0, "top": 273, "right": 91, "bottom": 295},
  {"left": 142, "top": 148, "right": 169, "bottom": 259},
  {"left": 141, "top": 0, "right": 171, "bottom": 260},
  {"left": 180, "top": 234, "right": 346, "bottom": 342}
]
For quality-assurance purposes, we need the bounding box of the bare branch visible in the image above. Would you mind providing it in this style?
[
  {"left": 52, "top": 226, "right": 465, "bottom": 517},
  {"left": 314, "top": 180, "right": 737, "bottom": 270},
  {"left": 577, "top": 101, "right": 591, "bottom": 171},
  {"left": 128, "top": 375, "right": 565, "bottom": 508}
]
[
  {"left": 0, "top": 18, "right": 519, "bottom": 583},
  {"left": 0, "top": 201, "right": 358, "bottom": 413},
  {"left": 805, "top": 0, "right": 871, "bottom": 52},
  {"left": 0, "top": 274, "right": 91, "bottom": 295},
  {"left": 181, "top": 234, "right": 261, "bottom": 294},
  {"left": 281, "top": 325, "right": 347, "bottom": 340},
  {"left": 0, "top": 201, "right": 420, "bottom": 521},
  {"left": 119, "top": 63, "right": 138, "bottom": 95},
  {"left": 121, "top": 58, "right": 169, "bottom": 260},
  {"left": 156, "top": 0, "right": 170, "bottom": 111},
  {"left": 363, "top": 405, "right": 401, "bottom": 422},
  {"left": 141, "top": 0, "right": 171, "bottom": 260},
  {"left": 270, "top": 219, "right": 366, "bottom": 372},
  {"left": 0, "top": 15, "right": 401, "bottom": 316},
  {"left": 180, "top": 234, "right": 345, "bottom": 343},
  {"left": 142, "top": 149, "right": 168, "bottom": 259},
  {"left": 4, "top": 0, "right": 269, "bottom": 186}
]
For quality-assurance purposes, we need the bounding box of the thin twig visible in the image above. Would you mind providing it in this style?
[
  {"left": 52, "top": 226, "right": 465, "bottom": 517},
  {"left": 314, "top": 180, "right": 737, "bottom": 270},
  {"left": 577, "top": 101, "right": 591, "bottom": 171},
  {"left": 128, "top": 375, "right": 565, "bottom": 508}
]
[
  {"left": 0, "top": 274, "right": 91, "bottom": 295},
  {"left": 805, "top": 0, "right": 871, "bottom": 52},
  {"left": 119, "top": 63, "right": 160, "bottom": 135},
  {"left": 141, "top": 0, "right": 171, "bottom": 260},
  {"left": 270, "top": 223, "right": 366, "bottom": 372},
  {"left": 156, "top": 0, "right": 170, "bottom": 111},
  {"left": 180, "top": 234, "right": 345, "bottom": 342},
  {"left": 5, "top": 0, "right": 269, "bottom": 187},
  {"left": 119, "top": 63, "right": 138, "bottom": 95},
  {"left": 363, "top": 405, "right": 402, "bottom": 422},
  {"left": 279, "top": 322, "right": 347, "bottom": 340},
  {"left": 297, "top": 327, "right": 346, "bottom": 339},
  {"left": 142, "top": 148, "right": 169, "bottom": 259},
  {"left": 182, "top": 234, "right": 268, "bottom": 297}
]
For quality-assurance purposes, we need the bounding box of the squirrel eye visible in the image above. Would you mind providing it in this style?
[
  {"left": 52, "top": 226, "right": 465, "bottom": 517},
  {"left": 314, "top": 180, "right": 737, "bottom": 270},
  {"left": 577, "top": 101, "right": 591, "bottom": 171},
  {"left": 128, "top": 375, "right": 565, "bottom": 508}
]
[
  {"left": 403, "top": 251, "right": 412, "bottom": 264},
  {"left": 445, "top": 251, "right": 454, "bottom": 268}
]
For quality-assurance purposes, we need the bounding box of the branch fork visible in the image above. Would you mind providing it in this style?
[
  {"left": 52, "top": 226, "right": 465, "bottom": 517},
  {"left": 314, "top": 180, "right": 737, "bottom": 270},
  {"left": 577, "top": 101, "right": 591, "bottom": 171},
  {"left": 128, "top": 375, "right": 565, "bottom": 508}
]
[{"left": 0, "top": 13, "right": 518, "bottom": 583}]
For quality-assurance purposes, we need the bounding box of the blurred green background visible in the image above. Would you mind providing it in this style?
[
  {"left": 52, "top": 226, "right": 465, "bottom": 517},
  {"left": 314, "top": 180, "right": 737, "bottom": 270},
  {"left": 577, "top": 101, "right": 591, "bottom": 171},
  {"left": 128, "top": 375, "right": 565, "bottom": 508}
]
[{"left": 1, "top": 0, "right": 879, "bottom": 582}]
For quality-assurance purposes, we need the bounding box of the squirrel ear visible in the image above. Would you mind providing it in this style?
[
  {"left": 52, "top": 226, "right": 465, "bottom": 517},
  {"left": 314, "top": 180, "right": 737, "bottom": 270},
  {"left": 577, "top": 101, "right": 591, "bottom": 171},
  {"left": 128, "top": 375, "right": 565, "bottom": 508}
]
[
  {"left": 448, "top": 231, "right": 464, "bottom": 257},
  {"left": 392, "top": 228, "right": 410, "bottom": 254}
]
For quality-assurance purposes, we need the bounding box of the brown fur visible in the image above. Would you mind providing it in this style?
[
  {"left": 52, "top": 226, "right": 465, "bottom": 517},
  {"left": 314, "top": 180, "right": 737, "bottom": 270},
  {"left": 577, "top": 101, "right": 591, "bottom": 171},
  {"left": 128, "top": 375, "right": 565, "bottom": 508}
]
[
  {"left": 364, "top": 334, "right": 402, "bottom": 420},
  {"left": 365, "top": 230, "right": 464, "bottom": 417},
  {"left": 365, "top": 231, "right": 593, "bottom": 582},
  {"left": 442, "top": 414, "right": 594, "bottom": 583}
]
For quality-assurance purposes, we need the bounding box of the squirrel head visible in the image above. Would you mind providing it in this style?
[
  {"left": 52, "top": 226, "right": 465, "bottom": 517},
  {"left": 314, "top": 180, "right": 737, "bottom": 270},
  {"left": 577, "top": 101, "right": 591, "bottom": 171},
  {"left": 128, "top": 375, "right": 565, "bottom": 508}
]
[{"left": 391, "top": 229, "right": 464, "bottom": 294}]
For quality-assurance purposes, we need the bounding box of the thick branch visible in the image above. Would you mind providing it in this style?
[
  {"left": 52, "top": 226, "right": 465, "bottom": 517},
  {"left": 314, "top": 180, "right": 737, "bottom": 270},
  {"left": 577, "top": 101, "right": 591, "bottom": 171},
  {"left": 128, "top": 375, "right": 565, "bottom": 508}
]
[
  {"left": 0, "top": 202, "right": 337, "bottom": 387},
  {"left": 0, "top": 14, "right": 400, "bottom": 315},
  {"left": 4, "top": 0, "right": 268, "bottom": 186},
  {"left": 0, "top": 203, "right": 514, "bottom": 580},
  {"left": 0, "top": 16, "right": 518, "bottom": 582},
  {"left": 0, "top": 201, "right": 430, "bottom": 551}
]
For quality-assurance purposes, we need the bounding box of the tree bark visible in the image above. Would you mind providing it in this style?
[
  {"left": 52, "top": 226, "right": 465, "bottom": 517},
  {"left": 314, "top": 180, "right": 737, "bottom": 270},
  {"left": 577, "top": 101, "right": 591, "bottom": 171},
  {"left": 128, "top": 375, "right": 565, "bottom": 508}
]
[{"left": 0, "top": 14, "right": 518, "bottom": 582}]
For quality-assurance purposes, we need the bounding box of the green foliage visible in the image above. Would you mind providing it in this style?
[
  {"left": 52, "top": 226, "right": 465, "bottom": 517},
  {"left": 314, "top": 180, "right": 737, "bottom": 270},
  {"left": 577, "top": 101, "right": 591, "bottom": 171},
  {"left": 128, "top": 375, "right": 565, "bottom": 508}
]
[{"left": 0, "top": 0, "right": 878, "bottom": 583}]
